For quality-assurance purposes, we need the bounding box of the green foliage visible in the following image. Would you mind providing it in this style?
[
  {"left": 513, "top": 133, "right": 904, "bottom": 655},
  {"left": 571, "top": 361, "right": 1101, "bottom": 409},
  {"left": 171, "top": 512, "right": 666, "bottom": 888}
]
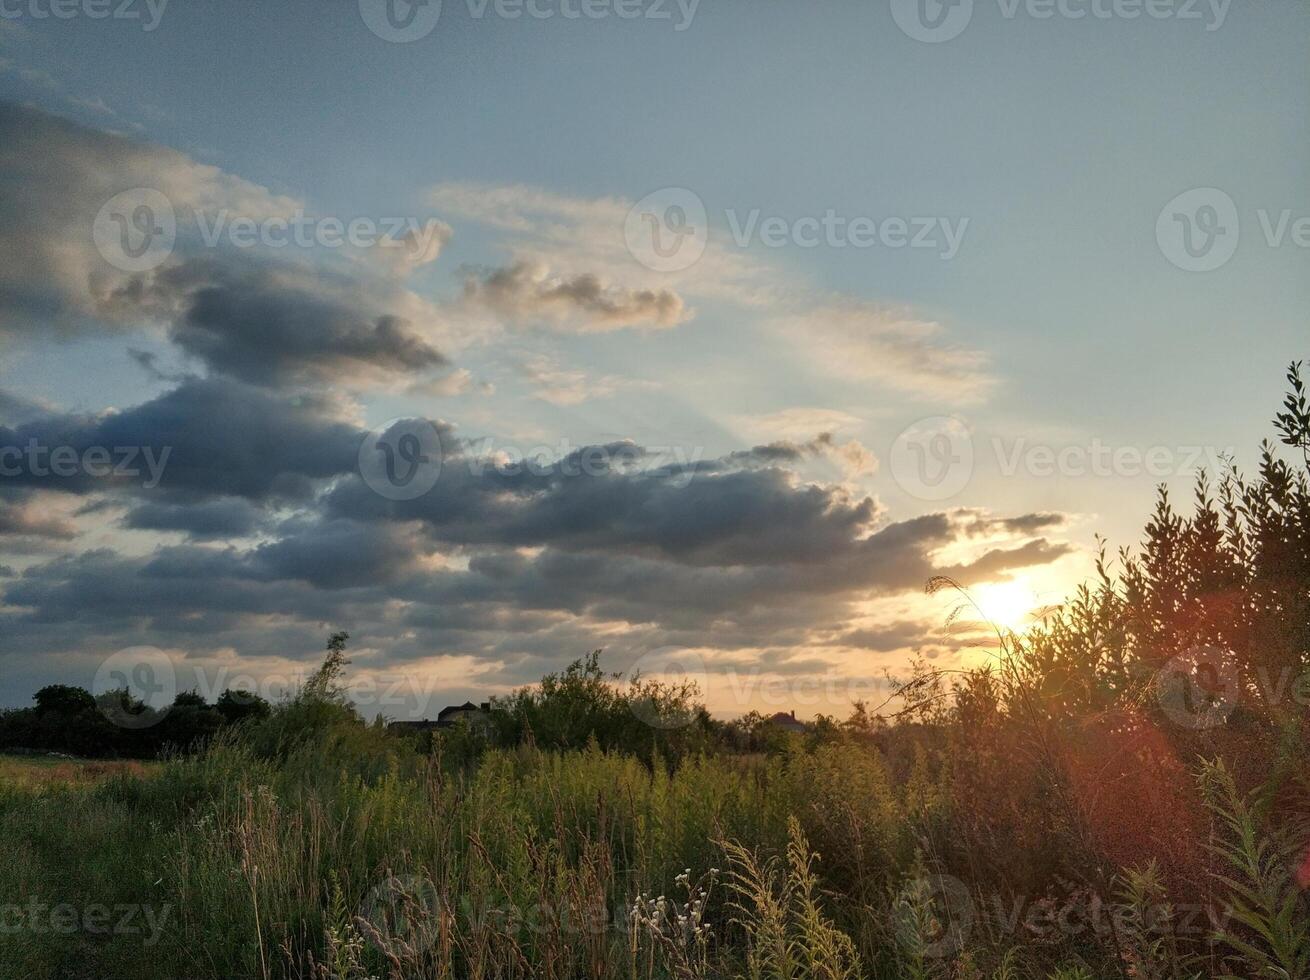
[
  {"left": 1199, "top": 758, "right": 1310, "bottom": 979},
  {"left": 486, "top": 649, "right": 721, "bottom": 765}
]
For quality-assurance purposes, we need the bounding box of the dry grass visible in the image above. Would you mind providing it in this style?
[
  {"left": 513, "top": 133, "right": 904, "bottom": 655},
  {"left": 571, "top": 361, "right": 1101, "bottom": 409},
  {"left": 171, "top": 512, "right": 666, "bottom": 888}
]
[{"left": 0, "top": 752, "right": 157, "bottom": 791}]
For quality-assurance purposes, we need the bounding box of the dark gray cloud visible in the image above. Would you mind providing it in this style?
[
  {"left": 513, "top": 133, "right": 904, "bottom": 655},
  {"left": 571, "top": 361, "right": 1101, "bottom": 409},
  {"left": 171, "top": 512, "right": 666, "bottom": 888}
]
[
  {"left": 1, "top": 376, "right": 361, "bottom": 501},
  {"left": 123, "top": 497, "right": 266, "bottom": 540},
  {"left": 1, "top": 374, "right": 1072, "bottom": 704},
  {"left": 108, "top": 257, "right": 448, "bottom": 387},
  {"left": 463, "top": 259, "right": 688, "bottom": 330},
  {"left": 0, "top": 102, "right": 451, "bottom": 390},
  {"left": 328, "top": 443, "right": 881, "bottom": 567}
]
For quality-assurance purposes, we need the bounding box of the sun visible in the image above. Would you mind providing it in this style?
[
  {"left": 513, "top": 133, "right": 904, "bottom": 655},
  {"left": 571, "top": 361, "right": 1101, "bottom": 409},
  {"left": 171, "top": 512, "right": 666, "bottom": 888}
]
[{"left": 973, "top": 581, "right": 1037, "bottom": 633}]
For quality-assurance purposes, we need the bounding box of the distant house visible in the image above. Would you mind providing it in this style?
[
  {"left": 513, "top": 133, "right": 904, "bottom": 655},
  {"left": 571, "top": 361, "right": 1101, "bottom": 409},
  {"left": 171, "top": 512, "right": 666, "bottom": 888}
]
[
  {"left": 386, "top": 719, "right": 442, "bottom": 733},
  {"left": 437, "top": 701, "right": 491, "bottom": 728},
  {"left": 388, "top": 701, "right": 492, "bottom": 735},
  {"left": 765, "top": 710, "right": 806, "bottom": 733}
]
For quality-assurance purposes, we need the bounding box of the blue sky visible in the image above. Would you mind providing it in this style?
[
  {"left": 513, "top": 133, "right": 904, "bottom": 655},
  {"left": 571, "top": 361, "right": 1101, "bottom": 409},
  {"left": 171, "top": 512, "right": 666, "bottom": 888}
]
[{"left": 0, "top": 0, "right": 1306, "bottom": 717}]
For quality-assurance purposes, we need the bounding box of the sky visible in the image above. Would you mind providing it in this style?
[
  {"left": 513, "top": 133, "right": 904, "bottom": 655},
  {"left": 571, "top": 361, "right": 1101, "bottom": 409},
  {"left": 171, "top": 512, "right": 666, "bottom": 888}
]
[{"left": 0, "top": 0, "right": 1307, "bottom": 719}]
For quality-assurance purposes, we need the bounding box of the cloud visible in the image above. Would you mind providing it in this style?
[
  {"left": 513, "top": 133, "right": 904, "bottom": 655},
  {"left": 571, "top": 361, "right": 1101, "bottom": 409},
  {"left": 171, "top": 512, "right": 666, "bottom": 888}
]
[
  {"left": 0, "top": 102, "right": 455, "bottom": 392},
  {"left": 369, "top": 219, "right": 452, "bottom": 279},
  {"left": 107, "top": 257, "right": 449, "bottom": 387},
  {"left": 122, "top": 497, "right": 267, "bottom": 540},
  {"left": 0, "top": 389, "right": 59, "bottom": 425},
  {"left": 428, "top": 181, "right": 783, "bottom": 309},
  {"left": 0, "top": 100, "right": 296, "bottom": 335},
  {"left": 0, "top": 490, "right": 77, "bottom": 540},
  {"left": 428, "top": 182, "right": 996, "bottom": 405},
  {"left": 517, "top": 352, "right": 659, "bottom": 406},
  {"left": 732, "top": 407, "right": 865, "bottom": 443},
  {"left": 407, "top": 368, "right": 490, "bottom": 398},
  {"left": 463, "top": 259, "right": 689, "bottom": 331},
  {"left": 1, "top": 375, "right": 363, "bottom": 502},
  {"left": 720, "top": 433, "right": 877, "bottom": 481},
  {"left": 774, "top": 305, "right": 996, "bottom": 403}
]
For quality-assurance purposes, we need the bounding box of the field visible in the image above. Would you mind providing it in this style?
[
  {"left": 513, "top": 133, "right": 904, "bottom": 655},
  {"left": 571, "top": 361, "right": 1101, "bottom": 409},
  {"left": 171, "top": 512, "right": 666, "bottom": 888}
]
[
  {"left": 1, "top": 366, "right": 1308, "bottom": 979},
  {"left": 0, "top": 754, "right": 156, "bottom": 791}
]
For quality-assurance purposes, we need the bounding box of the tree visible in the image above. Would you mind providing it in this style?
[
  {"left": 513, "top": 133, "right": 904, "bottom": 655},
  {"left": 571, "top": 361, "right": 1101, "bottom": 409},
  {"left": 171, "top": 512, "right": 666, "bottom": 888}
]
[
  {"left": 302, "top": 631, "right": 351, "bottom": 704},
  {"left": 34, "top": 684, "right": 95, "bottom": 716},
  {"left": 216, "top": 688, "right": 271, "bottom": 723}
]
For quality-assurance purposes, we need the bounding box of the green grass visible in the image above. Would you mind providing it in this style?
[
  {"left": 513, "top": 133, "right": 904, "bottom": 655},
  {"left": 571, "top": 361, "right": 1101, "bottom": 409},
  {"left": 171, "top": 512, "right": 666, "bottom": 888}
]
[{"left": 1, "top": 731, "right": 1272, "bottom": 980}]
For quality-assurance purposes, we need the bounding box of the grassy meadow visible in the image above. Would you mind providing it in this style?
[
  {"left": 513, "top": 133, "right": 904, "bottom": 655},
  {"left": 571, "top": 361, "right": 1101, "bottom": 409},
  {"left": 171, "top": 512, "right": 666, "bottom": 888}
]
[{"left": 1, "top": 363, "right": 1309, "bottom": 979}]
